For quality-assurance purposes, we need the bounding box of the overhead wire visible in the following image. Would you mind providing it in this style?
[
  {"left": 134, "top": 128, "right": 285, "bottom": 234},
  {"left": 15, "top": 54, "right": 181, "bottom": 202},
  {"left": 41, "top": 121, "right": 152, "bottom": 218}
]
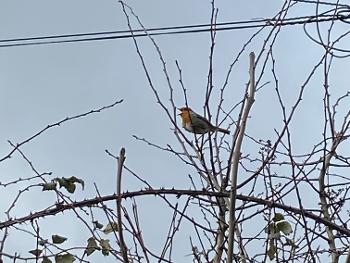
[{"left": 0, "top": 12, "right": 349, "bottom": 48}]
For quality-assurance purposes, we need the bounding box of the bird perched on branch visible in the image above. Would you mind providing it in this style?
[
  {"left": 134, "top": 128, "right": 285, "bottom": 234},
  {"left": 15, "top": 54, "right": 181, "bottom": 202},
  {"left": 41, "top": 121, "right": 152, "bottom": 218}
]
[{"left": 178, "top": 107, "right": 230, "bottom": 135}]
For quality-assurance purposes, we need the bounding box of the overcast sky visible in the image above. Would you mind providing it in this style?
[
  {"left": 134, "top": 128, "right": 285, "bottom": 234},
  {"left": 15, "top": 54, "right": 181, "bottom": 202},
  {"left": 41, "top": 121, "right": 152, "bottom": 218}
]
[{"left": 0, "top": 0, "right": 349, "bottom": 262}]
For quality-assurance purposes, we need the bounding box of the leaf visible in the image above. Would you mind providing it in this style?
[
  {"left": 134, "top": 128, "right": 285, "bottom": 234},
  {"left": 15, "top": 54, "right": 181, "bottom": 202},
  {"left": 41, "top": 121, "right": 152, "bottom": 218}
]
[
  {"left": 67, "top": 176, "right": 85, "bottom": 190},
  {"left": 265, "top": 223, "right": 275, "bottom": 234},
  {"left": 56, "top": 177, "right": 84, "bottom": 193},
  {"left": 65, "top": 182, "right": 76, "bottom": 193},
  {"left": 42, "top": 182, "right": 57, "bottom": 191},
  {"left": 266, "top": 223, "right": 280, "bottom": 239},
  {"left": 268, "top": 231, "right": 281, "bottom": 240},
  {"left": 267, "top": 241, "right": 276, "bottom": 260},
  {"left": 103, "top": 222, "right": 119, "bottom": 234},
  {"left": 29, "top": 249, "right": 42, "bottom": 257},
  {"left": 277, "top": 221, "right": 293, "bottom": 235},
  {"left": 100, "top": 239, "right": 111, "bottom": 256},
  {"left": 52, "top": 234, "right": 67, "bottom": 244},
  {"left": 56, "top": 178, "right": 68, "bottom": 188},
  {"left": 41, "top": 256, "right": 52, "bottom": 263},
  {"left": 55, "top": 177, "right": 67, "bottom": 188},
  {"left": 58, "top": 178, "right": 75, "bottom": 193},
  {"left": 85, "top": 237, "right": 100, "bottom": 256},
  {"left": 273, "top": 213, "right": 284, "bottom": 222},
  {"left": 93, "top": 220, "right": 104, "bottom": 229},
  {"left": 55, "top": 253, "right": 75, "bottom": 263}
]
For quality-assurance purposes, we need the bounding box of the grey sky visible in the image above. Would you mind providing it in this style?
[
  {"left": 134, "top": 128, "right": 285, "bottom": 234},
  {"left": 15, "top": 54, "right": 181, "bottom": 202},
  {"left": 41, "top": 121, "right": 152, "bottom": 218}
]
[{"left": 0, "top": 0, "right": 348, "bottom": 262}]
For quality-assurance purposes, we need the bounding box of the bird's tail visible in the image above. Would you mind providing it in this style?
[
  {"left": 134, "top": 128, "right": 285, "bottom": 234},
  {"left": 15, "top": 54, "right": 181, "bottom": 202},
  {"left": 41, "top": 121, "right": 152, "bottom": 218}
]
[{"left": 216, "top": 127, "right": 230, "bottom": 134}]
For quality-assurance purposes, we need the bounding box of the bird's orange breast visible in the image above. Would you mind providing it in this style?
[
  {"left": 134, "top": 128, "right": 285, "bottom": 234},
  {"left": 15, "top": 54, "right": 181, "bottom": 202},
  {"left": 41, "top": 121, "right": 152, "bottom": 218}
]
[{"left": 180, "top": 110, "right": 192, "bottom": 123}]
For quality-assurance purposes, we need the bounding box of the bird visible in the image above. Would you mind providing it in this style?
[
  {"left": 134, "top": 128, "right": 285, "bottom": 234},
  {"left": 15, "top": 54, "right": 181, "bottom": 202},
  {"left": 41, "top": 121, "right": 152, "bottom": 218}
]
[{"left": 178, "top": 107, "right": 230, "bottom": 135}]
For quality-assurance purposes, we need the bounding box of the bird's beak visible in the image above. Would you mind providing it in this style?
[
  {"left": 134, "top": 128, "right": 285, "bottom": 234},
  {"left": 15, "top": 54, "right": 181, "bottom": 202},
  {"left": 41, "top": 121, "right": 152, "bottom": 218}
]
[{"left": 177, "top": 108, "right": 181, "bottom": 115}]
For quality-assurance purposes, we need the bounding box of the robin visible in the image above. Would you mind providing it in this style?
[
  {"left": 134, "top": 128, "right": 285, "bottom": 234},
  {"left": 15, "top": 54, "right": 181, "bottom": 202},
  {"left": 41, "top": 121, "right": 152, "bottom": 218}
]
[{"left": 178, "top": 107, "right": 230, "bottom": 135}]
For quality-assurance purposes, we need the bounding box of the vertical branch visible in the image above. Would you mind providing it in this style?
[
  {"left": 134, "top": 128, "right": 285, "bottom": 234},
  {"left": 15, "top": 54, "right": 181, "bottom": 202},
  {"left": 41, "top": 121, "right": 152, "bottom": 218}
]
[
  {"left": 345, "top": 246, "right": 350, "bottom": 263},
  {"left": 212, "top": 197, "right": 227, "bottom": 263},
  {"left": 34, "top": 220, "right": 40, "bottom": 263},
  {"left": 319, "top": 139, "right": 340, "bottom": 263},
  {"left": 227, "top": 52, "right": 256, "bottom": 263},
  {"left": 116, "top": 147, "right": 129, "bottom": 263},
  {"left": 319, "top": 46, "right": 338, "bottom": 263}
]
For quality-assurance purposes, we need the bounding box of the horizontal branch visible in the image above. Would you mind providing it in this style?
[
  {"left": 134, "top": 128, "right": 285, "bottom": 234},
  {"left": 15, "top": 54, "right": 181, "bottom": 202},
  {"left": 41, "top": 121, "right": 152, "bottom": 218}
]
[{"left": 1, "top": 188, "right": 349, "bottom": 237}]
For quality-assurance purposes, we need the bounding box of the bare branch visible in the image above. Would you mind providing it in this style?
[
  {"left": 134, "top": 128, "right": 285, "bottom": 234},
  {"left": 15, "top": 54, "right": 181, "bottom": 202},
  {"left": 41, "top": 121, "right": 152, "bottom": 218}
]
[
  {"left": 116, "top": 148, "right": 129, "bottom": 262},
  {"left": 227, "top": 52, "right": 256, "bottom": 263}
]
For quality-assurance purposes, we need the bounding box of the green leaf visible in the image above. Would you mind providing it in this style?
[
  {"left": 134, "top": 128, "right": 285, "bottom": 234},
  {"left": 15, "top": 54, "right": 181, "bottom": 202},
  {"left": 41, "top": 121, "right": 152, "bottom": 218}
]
[
  {"left": 266, "top": 223, "right": 280, "bottom": 239},
  {"left": 58, "top": 178, "right": 75, "bottom": 193},
  {"left": 67, "top": 176, "right": 85, "bottom": 190},
  {"left": 93, "top": 220, "right": 104, "bottom": 229},
  {"left": 55, "top": 253, "right": 75, "bottom": 263},
  {"left": 52, "top": 234, "right": 67, "bottom": 244},
  {"left": 65, "top": 182, "right": 76, "bottom": 193},
  {"left": 56, "top": 177, "right": 84, "bottom": 193},
  {"left": 273, "top": 213, "right": 285, "bottom": 222},
  {"left": 103, "top": 222, "right": 119, "bottom": 234},
  {"left": 42, "top": 182, "right": 57, "bottom": 191},
  {"left": 41, "top": 256, "right": 52, "bottom": 263},
  {"left": 56, "top": 178, "right": 67, "bottom": 188},
  {"left": 29, "top": 249, "right": 42, "bottom": 257},
  {"left": 265, "top": 223, "right": 275, "bottom": 234},
  {"left": 100, "top": 239, "right": 111, "bottom": 256},
  {"left": 277, "top": 221, "right": 293, "bottom": 235},
  {"left": 267, "top": 241, "right": 276, "bottom": 260},
  {"left": 269, "top": 231, "right": 281, "bottom": 240},
  {"left": 85, "top": 237, "right": 100, "bottom": 256}
]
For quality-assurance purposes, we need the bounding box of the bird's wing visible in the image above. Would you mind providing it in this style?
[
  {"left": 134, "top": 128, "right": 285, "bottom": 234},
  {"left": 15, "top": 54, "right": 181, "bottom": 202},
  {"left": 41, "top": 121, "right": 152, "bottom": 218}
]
[{"left": 192, "top": 112, "right": 213, "bottom": 127}]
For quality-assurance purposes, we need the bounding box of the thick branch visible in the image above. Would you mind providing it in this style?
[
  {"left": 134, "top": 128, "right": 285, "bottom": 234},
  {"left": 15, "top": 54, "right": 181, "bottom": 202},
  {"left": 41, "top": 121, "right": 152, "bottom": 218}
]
[
  {"left": 227, "top": 52, "right": 256, "bottom": 263},
  {"left": 116, "top": 148, "right": 129, "bottom": 263},
  {"left": 319, "top": 136, "right": 342, "bottom": 263},
  {"left": 1, "top": 189, "right": 349, "bottom": 237}
]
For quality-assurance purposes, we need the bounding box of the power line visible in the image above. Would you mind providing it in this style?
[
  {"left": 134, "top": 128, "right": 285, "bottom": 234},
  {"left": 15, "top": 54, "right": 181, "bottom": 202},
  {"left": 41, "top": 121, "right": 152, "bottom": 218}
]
[
  {"left": 0, "top": 19, "right": 260, "bottom": 44},
  {"left": 0, "top": 13, "right": 349, "bottom": 48}
]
